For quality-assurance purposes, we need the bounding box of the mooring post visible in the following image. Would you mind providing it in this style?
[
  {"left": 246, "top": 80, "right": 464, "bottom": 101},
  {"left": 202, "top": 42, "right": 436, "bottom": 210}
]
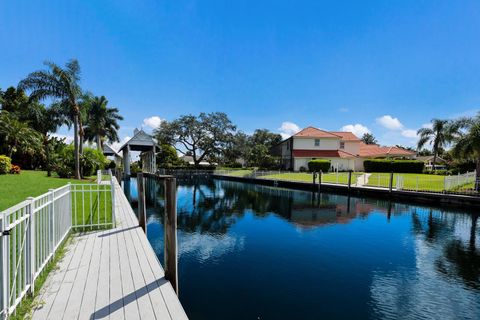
[
  {"left": 136, "top": 173, "right": 147, "bottom": 233},
  {"left": 164, "top": 177, "right": 178, "bottom": 295},
  {"left": 389, "top": 172, "right": 394, "bottom": 193},
  {"left": 312, "top": 172, "right": 317, "bottom": 192},
  {"left": 348, "top": 170, "right": 352, "bottom": 191},
  {"left": 318, "top": 170, "right": 322, "bottom": 193}
]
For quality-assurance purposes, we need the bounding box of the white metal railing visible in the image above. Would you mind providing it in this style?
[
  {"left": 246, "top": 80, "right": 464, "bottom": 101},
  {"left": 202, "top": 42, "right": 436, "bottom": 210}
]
[
  {"left": 214, "top": 169, "right": 479, "bottom": 194},
  {"left": 0, "top": 173, "right": 116, "bottom": 318}
]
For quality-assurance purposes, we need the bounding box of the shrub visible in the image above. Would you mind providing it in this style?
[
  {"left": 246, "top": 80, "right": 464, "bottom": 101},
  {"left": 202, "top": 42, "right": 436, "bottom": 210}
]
[
  {"left": 0, "top": 155, "right": 12, "bottom": 174},
  {"left": 299, "top": 166, "right": 307, "bottom": 172},
  {"left": 107, "top": 160, "right": 116, "bottom": 169},
  {"left": 307, "top": 159, "right": 331, "bottom": 172},
  {"left": 10, "top": 164, "right": 21, "bottom": 174},
  {"left": 364, "top": 159, "right": 424, "bottom": 173},
  {"left": 53, "top": 146, "right": 107, "bottom": 178}
]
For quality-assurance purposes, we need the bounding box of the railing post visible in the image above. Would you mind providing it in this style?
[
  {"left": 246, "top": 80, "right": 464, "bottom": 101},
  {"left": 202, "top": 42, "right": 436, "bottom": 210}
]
[
  {"left": 111, "top": 176, "right": 116, "bottom": 228},
  {"left": 136, "top": 173, "right": 147, "bottom": 233},
  {"left": 164, "top": 177, "right": 178, "bottom": 295},
  {"left": 27, "top": 197, "right": 35, "bottom": 295},
  {"left": 48, "top": 189, "right": 55, "bottom": 260},
  {"left": 0, "top": 211, "right": 8, "bottom": 318},
  {"left": 389, "top": 172, "right": 394, "bottom": 193}
]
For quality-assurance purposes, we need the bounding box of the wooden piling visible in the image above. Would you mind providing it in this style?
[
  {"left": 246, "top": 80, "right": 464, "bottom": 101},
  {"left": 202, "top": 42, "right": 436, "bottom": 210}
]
[
  {"left": 136, "top": 173, "right": 147, "bottom": 233},
  {"left": 347, "top": 171, "right": 352, "bottom": 191},
  {"left": 389, "top": 172, "right": 394, "bottom": 193},
  {"left": 318, "top": 170, "right": 322, "bottom": 193},
  {"left": 164, "top": 177, "right": 178, "bottom": 295},
  {"left": 312, "top": 172, "right": 317, "bottom": 192}
]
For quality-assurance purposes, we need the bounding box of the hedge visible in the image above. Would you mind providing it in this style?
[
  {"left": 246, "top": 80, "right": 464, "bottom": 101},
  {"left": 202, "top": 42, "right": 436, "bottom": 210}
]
[
  {"left": 363, "top": 159, "right": 424, "bottom": 173},
  {"left": 0, "top": 155, "right": 12, "bottom": 174},
  {"left": 308, "top": 159, "right": 331, "bottom": 172}
]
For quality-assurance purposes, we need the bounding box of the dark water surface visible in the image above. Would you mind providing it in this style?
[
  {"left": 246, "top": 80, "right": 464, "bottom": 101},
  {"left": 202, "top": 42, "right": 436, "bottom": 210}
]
[{"left": 123, "top": 178, "right": 480, "bottom": 320}]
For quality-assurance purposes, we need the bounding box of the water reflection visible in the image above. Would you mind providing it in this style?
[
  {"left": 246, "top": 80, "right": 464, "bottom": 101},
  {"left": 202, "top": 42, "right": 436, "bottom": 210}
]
[{"left": 123, "top": 177, "right": 480, "bottom": 320}]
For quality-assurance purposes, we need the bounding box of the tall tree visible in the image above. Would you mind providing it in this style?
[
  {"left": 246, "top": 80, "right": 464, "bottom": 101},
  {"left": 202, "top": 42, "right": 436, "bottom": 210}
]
[
  {"left": 82, "top": 95, "right": 123, "bottom": 151},
  {"left": 19, "top": 59, "right": 83, "bottom": 179},
  {"left": 450, "top": 113, "right": 480, "bottom": 190},
  {"left": 361, "top": 133, "right": 377, "bottom": 145},
  {"left": 155, "top": 112, "right": 236, "bottom": 167},
  {"left": 417, "top": 119, "right": 453, "bottom": 172}
]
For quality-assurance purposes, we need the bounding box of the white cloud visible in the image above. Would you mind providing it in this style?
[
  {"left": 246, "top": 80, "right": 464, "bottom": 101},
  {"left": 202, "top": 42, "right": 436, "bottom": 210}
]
[
  {"left": 51, "top": 133, "right": 74, "bottom": 144},
  {"left": 421, "top": 123, "right": 433, "bottom": 129},
  {"left": 376, "top": 115, "right": 404, "bottom": 130},
  {"left": 340, "top": 124, "right": 370, "bottom": 137},
  {"left": 278, "top": 121, "right": 301, "bottom": 139},
  {"left": 338, "top": 107, "right": 349, "bottom": 113},
  {"left": 142, "top": 116, "right": 163, "bottom": 129},
  {"left": 401, "top": 129, "right": 418, "bottom": 138}
]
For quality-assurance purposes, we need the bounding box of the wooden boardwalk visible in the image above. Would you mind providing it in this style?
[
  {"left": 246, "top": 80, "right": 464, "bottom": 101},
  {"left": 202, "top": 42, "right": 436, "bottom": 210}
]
[{"left": 31, "top": 180, "right": 188, "bottom": 320}]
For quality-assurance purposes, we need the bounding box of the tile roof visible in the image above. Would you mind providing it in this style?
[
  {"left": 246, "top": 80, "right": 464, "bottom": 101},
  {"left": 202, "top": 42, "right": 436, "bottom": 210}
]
[
  {"left": 330, "top": 132, "right": 360, "bottom": 141},
  {"left": 293, "top": 126, "right": 341, "bottom": 138},
  {"left": 292, "top": 149, "right": 357, "bottom": 158},
  {"left": 358, "top": 142, "right": 416, "bottom": 158}
]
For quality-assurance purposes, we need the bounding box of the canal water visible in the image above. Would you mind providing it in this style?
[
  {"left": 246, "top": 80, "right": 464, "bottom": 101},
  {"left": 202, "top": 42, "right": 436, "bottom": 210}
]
[{"left": 123, "top": 177, "right": 480, "bottom": 320}]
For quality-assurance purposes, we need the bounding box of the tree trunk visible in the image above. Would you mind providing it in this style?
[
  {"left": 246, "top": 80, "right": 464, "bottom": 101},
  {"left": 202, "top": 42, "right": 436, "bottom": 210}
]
[
  {"left": 73, "top": 114, "right": 81, "bottom": 179},
  {"left": 432, "top": 152, "right": 437, "bottom": 173},
  {"left": 475, "top": 158, "right": 480, "bottom": 192},
  {"left": 45, "top": 136, "right": 51, "bottom": 177},
  {"left": 97, "top": 135, "right": 102, "bottom": 152}
]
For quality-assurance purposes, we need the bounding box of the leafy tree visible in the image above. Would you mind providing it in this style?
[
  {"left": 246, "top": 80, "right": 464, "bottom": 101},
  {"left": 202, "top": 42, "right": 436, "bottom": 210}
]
[
  {"left": 19, "top": 59, "right": 84, "bottom": 179},
  {"left": 0, "top": 87, "right": 29, "bottom": 113},
  {"left": 247, "top": 144, "right": 277, "bottom": 169},
  {"left": 250, "top": 129, "right": 282, "bottom": 149},
  {"left": 450, "top": 113, "right": 480, "bottom": 190},
  {"left": 361, "top": 133, "right": 377, "bottom": 145},
  {"left": 222, "top": 131, "right": 250, "bottom": 165},
  {"left": 82, "top": 95, "right": 123, "bottom": 151},
  {"left": 417, "top": 119, "right": 454, "bottom": 172},
  {"left": 156, "top": 144, "right": 183, "bottom": 168},
  {"left": 155, "top": 112, "right": 236, "bottom": 167}
]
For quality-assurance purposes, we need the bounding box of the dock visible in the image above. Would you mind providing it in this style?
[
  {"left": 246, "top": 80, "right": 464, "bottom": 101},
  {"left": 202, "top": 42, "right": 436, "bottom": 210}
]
[{"left": 31, "top": 180, "right": 188, "bottom": 320}]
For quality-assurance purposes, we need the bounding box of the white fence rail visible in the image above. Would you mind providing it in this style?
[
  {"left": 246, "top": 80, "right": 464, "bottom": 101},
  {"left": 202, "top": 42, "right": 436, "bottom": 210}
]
[
  {"left": 0, "top": 174, "right": 116, "bottom": 318},
  {"left": 214, "top": 169, "right": 478, "bottom": 194}
]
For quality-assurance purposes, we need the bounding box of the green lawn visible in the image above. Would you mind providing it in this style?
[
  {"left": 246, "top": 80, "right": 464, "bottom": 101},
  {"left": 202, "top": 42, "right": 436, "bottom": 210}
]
[
  {"left": 260, "top": 172, "right": 353, "bottom": 184},
  {"left": 216, "top": 169, "right": 254, "bottom": 177},
  {"left": 0, "top": 170, "right": 96, "bottom": 211},
  {"left": 366, "top": 173, "right": 444, "bottom": 191}
]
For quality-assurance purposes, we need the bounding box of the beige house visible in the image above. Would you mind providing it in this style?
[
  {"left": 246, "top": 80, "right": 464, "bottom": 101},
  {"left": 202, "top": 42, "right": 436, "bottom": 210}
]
[{"left": 274, "top": 126, "right": 415, "bottom": 171}]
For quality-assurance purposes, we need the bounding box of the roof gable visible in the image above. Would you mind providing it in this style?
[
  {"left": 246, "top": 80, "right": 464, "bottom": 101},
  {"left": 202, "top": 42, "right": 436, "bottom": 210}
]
[
  {"left": 293, "top": 126, "right": 341, "bottom": 138},
  {"left": 330, "top": 132, "right": 360, "bottom": 141}
]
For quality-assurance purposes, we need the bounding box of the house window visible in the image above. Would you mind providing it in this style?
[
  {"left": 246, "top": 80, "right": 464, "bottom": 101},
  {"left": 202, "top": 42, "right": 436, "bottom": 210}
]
[
  {"left": 314, "top": 139, "right": 320, "bottom": 146},
  {"left": 340, "top": 142, "right": 345, "bottom": 149}
]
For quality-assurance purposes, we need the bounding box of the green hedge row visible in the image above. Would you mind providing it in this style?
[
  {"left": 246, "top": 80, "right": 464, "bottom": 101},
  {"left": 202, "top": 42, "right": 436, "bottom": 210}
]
[
  {"left": 363, "top": 159, "right": 424, "bottom": 173},
  {"left": 308, "top": 159, "right": 331, "bottom": 172}
]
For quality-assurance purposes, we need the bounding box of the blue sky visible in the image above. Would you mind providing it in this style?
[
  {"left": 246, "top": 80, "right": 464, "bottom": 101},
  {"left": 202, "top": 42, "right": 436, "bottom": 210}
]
[{"left": 1, "top": 0, "right": 479, "bottom": 148}]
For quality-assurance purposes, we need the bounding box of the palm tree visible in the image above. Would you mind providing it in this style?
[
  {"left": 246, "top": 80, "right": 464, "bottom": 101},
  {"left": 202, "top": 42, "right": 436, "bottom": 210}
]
[
  {"left": 18, "top": 60, "right": 83, "bottom": 179},
  {"left": 83, "top": 95, "right": 123, "bottom": 151},
  {"left": 0, "top": 112, "right": 42, "bottom": 158},
  {"left": 450, "top": 113, "right": 480, "bottom": 190},
  {"left": 417, "top": 119, "right": 453, "bottom": 172}
]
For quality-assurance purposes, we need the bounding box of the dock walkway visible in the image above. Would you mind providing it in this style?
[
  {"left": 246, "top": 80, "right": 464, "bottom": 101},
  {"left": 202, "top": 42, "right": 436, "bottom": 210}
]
[{"left": 31, "top": 180, "right": 188, "bottom": 320}]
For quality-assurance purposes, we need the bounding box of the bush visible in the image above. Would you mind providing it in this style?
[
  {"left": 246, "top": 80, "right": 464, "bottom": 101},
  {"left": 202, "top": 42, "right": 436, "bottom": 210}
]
[
  {"left": 433, "top": 170, "right": 448, "bottom": 175},
  {"left": 364, "top": 159, "right": 424, "bottom": 173},
  {"left": 107, "top": 160, "right": 116, "bottom": 169},
  {"left": 53, "top": 146, "right": 107, "bottom": 178},
  {"left": 299, "top": 166, "right": 307, "bottom": 172},
  {"left": 10, "top": 164, "right": 21, "bottom": 174},
  {"left": 307, "top": 159, "right": 331, "bottom": 172},
  {"left": 0, "top": 155, "right": 12, "bottom": 174}
]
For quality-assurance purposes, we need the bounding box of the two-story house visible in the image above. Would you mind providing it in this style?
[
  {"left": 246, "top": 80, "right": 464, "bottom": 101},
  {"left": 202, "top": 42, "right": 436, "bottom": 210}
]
[{"left": 275, "top": 126, "right": 415, "bottom": 171}]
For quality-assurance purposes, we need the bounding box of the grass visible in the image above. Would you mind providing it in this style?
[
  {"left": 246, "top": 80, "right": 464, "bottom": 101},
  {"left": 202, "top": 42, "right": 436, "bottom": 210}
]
[
  {"left": 366, "top": 173, "right": 445, "bottom": 191},
  {"left": 9, "top": 235, "right": 71, "bottom": 320},
  {"left": 260, "top": 172, "right": 352, "bottom": 184},
  {"left": 0, "top": 170, "right": 97, "bottom": 211}
]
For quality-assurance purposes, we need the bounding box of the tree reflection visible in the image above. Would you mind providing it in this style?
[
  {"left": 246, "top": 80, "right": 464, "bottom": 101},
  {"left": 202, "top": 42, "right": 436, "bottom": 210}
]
[{"left": 435, "top": 214, "right": 479, "bottom": 290}]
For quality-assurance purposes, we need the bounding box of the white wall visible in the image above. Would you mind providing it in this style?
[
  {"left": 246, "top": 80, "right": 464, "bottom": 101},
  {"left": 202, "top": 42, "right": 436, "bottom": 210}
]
[
  {"left": 293, "top": 137, "right": 339, "bottom": 150},
  {"left": 342, "top": 141, "right": 360, "bottom": 155},
  {"left": 294, "top": 157, "right": 355, "bottom": 171}
]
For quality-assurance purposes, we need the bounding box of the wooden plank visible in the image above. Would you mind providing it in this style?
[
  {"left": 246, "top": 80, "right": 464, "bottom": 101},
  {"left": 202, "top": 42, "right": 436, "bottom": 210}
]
[
  {"left": 76, "top": 231, "right": 102, "bottom": 318},
  {"left": 117, "top": 183, "right": 187, "bottom": 319},
  {"left": 32, "top": 235, "right": 81, "bottom": 319},
  {"left": 41, "top": 232, "right": 90, "bottom": 319},
  {"left": 108, "top": 223, "right": 125, "bottom": 320},
  {"left": 94, "top": 230, "right": 110, "bottom": 317},
  {"left": 62, "top": 231, "right": 96, "bottom": 318}
]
